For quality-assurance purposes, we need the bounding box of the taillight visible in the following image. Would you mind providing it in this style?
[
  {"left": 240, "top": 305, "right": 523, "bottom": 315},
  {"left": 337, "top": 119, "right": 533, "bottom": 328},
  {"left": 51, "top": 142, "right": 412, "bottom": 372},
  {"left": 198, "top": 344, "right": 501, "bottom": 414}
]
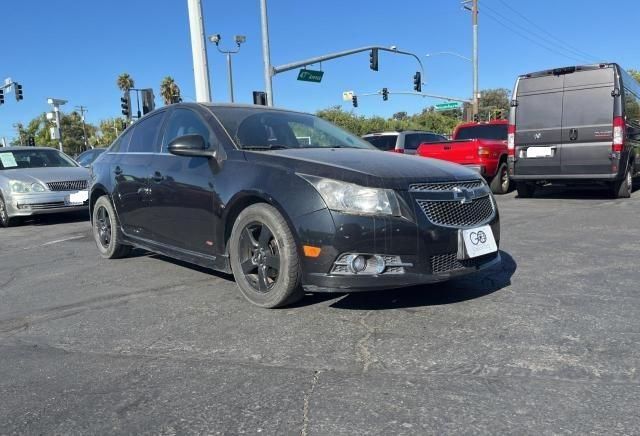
[
  {"left": 392, "top": 148, "right": 404, "bottom": 153},
  {"left": 478, "top": 147, "right": 490, "bottom": 157},
  {"left": 613, "top": 116, "right": 624, "bottom": 152},
  {"left": 507, "top": 124, "right": 516, "bottom": 157}
]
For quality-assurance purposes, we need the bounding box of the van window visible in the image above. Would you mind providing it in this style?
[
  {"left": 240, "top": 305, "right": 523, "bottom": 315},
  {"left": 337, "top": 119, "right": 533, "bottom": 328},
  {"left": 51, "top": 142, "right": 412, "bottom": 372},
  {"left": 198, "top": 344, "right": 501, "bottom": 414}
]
[
  {"left": 562, "top": 86, "right": 613, "bottom": 127},
  {"left": 624, "top": 87, "right": 640, "bottom": 125}
]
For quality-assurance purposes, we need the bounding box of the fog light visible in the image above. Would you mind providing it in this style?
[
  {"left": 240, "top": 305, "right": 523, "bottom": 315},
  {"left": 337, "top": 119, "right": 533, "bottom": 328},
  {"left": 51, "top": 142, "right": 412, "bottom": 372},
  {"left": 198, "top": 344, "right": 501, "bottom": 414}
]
[
  {"left": 348, "top": 255, "right": 367, "bottom": 273},
  {"left": 371, "top": 255, "right": 386, "bottom": 274}
]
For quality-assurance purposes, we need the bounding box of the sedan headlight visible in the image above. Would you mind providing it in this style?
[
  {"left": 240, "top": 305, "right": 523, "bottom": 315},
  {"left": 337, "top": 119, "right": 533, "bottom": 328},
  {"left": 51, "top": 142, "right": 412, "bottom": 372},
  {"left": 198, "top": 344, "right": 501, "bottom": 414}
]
[
  {"left": 300, "top": 174, "right": 401, "bottom": 216},
  {"left": 10, "top": 181, "right": 47, "bottom": 193}
]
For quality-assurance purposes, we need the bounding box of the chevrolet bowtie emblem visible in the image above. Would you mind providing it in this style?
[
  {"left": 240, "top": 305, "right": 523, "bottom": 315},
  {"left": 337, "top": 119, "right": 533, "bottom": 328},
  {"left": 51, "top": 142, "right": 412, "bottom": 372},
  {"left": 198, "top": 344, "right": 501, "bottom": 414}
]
[{"left": 452, "top": 187, "right": 474, "bottom": 204}]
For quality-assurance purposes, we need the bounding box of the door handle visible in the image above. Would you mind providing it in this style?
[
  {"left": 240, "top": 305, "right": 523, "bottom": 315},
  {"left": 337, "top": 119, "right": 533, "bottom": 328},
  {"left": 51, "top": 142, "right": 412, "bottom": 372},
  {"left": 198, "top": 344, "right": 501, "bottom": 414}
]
[
  {"left": 151, "top": 172, "right": 164, "bottom": 182},
  {"left": 569, "top": 128, "right": 578, "bottom": 141},
  {"left": 114, "top": 166, "right": 123, "bottom": 175}
]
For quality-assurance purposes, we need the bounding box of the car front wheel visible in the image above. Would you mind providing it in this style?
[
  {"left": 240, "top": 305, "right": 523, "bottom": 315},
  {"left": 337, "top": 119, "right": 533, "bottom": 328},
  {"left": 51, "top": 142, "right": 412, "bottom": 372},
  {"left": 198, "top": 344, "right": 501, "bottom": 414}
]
[
  {"left": 0, "top": 195, "right": 21, "bottom": 228},
  {"left": 92, "top": 196, "right": 131, "bottom": 259},
  {"left": 229, "top": 203, "right": 303, "bottom": 308}
]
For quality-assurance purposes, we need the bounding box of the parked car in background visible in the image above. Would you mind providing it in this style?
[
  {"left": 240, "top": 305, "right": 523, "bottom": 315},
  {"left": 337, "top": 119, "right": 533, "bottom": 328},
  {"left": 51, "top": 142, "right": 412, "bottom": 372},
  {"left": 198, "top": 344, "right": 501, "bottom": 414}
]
[
  {"left": 0, "top": 147, "right": 90, "bottom": 227},
  {"left": 416, "top": 119, "right": 510, "bottom": 194},
  {"left": 90, "top": 103, "right": 500, "bottom": 308},
  {"left": 362, "top": 130, "right": 448, "bottom": 154},
  {"left": 508, "top": 63, "right": 640, "bottom": 198},
  {"left": 75, "top": 148, "right": 107, "bottom": 167}
]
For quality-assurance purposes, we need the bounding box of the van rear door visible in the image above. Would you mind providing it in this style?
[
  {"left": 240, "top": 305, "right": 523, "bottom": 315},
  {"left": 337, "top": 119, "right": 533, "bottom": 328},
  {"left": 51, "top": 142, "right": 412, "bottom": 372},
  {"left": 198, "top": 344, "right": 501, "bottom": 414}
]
[
  {"left": 560, "top": 67, "right": 615, "bottom": 175},
  {"left": 514, "top": 74, "right": 564, "bottom": 175}
]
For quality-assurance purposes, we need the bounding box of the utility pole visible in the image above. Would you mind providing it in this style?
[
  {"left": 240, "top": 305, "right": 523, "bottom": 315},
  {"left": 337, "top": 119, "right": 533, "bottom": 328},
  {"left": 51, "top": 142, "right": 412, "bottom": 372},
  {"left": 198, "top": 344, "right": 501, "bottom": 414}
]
[
  {"left": 472, "top": 0, "right": 479, "bottom": 118},
  {"left": 187, "top": 0, "right": 212, "bottom": 102},
  {"left": 12, "top": 123, "right": 24, "bottom": 145},
  {"left": 259, "top": 0, "right": 274, "bottom": 106},
  {"left": 75, "top": 105, "right": 90, "bottom": 149}
]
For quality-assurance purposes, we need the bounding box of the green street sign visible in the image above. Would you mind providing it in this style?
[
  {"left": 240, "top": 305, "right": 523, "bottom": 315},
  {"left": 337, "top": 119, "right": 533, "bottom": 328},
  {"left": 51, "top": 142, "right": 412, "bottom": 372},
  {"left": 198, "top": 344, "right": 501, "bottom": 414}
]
[
  {"left": 435, "top": 101, "right": 462, "bottom": 111},
  {"left": 297, "top": 69, "right": 324, "bottom": 83}
]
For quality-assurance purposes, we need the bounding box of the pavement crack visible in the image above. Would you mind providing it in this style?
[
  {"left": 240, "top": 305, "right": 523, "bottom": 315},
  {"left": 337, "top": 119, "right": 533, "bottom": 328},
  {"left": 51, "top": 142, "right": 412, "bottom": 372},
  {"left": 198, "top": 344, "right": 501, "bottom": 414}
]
[
  {"left": 300, "top": 369, "right": 321, "bottom": 436},
  {"left": 356, "top": 310, "right": 376, "bottom": 373}
]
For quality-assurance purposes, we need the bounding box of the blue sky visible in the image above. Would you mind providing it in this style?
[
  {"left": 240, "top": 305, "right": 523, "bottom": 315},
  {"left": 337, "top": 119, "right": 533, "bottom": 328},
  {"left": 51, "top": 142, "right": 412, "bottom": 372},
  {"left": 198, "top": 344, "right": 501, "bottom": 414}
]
[{"left": 1, "top": 0, "right": 638, "bottom": 140}]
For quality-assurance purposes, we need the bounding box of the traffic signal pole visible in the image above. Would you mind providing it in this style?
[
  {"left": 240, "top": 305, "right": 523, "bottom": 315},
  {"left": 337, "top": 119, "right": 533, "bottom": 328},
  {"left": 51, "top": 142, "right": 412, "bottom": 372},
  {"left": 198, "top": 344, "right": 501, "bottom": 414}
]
[{"left": 472, "top": 0, "right": 479, "bottom": 118}]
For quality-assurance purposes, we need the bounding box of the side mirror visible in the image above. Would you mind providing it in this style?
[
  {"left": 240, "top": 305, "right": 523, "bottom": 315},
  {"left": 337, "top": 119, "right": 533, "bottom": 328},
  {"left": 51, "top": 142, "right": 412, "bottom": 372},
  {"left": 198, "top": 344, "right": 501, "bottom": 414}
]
[{"left": 168, "top": 134, "right": 216, "bottom": 158}]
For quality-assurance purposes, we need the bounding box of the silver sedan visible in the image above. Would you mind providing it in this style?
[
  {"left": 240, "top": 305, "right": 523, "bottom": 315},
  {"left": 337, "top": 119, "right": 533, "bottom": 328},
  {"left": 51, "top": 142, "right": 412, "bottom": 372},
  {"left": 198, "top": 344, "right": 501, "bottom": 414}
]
[{"left": 0, "top": 146, "right": 90, "bottom": 227}]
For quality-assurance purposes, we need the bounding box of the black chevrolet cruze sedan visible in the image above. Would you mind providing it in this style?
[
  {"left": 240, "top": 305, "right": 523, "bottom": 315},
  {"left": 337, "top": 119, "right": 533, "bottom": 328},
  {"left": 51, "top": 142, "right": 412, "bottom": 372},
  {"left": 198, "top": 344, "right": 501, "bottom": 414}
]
[{"left": 90, "top": 103, "right": 501, "bottom": 307}]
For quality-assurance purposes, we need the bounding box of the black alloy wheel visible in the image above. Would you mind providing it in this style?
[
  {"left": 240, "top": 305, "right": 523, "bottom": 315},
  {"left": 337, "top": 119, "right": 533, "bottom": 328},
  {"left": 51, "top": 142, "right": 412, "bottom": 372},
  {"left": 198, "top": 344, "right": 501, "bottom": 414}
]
[{"left": 95, "top": 204, "right": 112, "bottom": 249}]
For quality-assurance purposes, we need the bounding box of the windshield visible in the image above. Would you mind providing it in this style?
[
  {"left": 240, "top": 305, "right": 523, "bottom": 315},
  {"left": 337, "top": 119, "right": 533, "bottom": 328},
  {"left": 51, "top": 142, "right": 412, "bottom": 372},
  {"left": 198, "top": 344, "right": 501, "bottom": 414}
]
[
  {"left": 362, "top": 135, "right": 398, "bottom": 151},
  {"left": 456, "top": 124, "right": 508, "bottom": 141},
  {"left": 209, "top": 107, "right": 376, "bottom": 150},
  {"left": 0, "top": 149, "right": 78, "bottom": 170}
]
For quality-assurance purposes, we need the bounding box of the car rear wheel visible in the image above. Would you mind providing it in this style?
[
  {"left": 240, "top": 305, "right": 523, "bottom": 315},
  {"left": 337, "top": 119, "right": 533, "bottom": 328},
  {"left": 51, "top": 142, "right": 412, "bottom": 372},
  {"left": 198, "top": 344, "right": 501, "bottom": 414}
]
[
  {"left": 92, "top": 196, "right": 131, "bottom": 259},
  {"left": 516, "top": 182, "right": 536, "bottom": 198},
  {"left": 0, "top": 195, "right": 21, "bottom": 228},
  {"left": 490, "top": 162, "right": 510, "bottom": 194},
  {"left": 229, "top": 203, "right": 303, "bottom": 308},
  {"left": 611, "top": 165, "right": 632, "bottom": 199}
]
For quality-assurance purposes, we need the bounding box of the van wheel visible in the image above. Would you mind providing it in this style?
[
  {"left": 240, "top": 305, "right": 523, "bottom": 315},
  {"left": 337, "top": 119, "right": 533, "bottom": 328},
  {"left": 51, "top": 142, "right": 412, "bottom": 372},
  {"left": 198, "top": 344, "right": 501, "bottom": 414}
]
[
  {"left": 516, "top": 182, "right": 535, "bottom": 198},
  {"left": 490, "top": 162, "right": 510, "bottom": 194},
  {"left": 92, "top": 196, "right": 132, "bottom": 259},
  {"left": 229, "top": 203, "right": 303, "bottom": 308},
  {"left": 612, "top": 165, "right": 632, "bottom": 199}
]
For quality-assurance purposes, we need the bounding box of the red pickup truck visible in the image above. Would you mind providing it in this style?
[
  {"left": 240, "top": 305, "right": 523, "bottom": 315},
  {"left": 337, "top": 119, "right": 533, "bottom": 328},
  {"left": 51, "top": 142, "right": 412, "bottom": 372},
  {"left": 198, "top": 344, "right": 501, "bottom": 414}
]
[{"left": 417, "top": 119, "right": 511, "bottom": 194}]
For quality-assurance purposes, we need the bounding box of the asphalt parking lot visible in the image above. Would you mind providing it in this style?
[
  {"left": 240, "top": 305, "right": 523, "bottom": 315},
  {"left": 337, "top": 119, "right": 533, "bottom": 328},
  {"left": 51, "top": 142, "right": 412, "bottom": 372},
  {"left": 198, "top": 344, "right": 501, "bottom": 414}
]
[{"left": 1, "top": 187, "right": 639, "bottom": 434}]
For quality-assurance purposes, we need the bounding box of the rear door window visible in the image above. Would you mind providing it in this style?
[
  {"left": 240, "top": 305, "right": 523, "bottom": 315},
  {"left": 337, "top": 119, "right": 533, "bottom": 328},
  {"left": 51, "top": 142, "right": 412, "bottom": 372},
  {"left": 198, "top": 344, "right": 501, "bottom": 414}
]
[{"left": 363, "top": 135, "right": 398, "bottom": 151}]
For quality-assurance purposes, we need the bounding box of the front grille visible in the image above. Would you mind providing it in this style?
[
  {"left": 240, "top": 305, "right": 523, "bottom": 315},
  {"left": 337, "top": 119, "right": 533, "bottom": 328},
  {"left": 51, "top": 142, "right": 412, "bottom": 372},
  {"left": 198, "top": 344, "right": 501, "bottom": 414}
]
[
  {"left": 417, "top": 196, "right": 494, "bottom": 228},
  {"left": 46, "top": 180, "right": 88, "bottom": 191},
  {"left": 431, "top": 252, "right": 498, "bottom": 274},
  {"left": 410, "top": 180, "right": 483, "bottom": 192}
]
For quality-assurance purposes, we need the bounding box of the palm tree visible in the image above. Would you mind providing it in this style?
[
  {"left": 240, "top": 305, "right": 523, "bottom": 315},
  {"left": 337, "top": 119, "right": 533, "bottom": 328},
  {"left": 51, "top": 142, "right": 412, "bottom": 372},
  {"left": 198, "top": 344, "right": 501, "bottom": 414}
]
[
  {"left": 116, "top": 73, "right": 135, "bottom": 93},
  {"left": 160, "top": 76, "right": 182, "bottom": 105}
]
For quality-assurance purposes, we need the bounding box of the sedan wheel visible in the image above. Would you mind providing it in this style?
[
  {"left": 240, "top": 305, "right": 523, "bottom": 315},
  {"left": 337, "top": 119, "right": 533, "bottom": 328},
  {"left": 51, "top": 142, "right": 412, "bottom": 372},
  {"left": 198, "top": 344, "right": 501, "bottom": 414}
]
[
  {"left": 0, "top": 196, "right": 20, "bottom": 228},
  {"left": 229, "top": 204, "right": 302, "bottom": 308}
]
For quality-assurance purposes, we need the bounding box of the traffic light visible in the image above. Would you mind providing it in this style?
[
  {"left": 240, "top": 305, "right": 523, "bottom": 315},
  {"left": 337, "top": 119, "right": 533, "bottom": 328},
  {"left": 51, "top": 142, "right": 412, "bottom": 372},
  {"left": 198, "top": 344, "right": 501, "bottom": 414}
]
[
  {"left": 253, "top": 91, "right": 267, "bottom": 106},
  {"left": 141, "top": 88, "right": 155, "bottom": 115},
  {"left": 495, "top": 109, "right": 503, "bottom": 119},
  {"left": 28, "top": 136, "right": 35, "bottom": 147},
  {"left": 382, "top": 87, "right": 389, "bottom": 101},
  {"left": 369, "top": 48, "right": 378, "bottom": 71},
  {"left": 352, "top": 95, "right": 358, "bottom": 108},
  {"left": 0, "top": 89, "right": 4, "bottom": 105},
  {"left": 473, "top": 113, "right": 480, "bottom": 122},
  {"left": 413, "top": 72, "right": 422, "bottom": 92},
  {"left": 120, "top": 92, "right": 131, "bottom": 118},
  {"left": 15, "top": 83, "right": 23, "bottom": 101}
]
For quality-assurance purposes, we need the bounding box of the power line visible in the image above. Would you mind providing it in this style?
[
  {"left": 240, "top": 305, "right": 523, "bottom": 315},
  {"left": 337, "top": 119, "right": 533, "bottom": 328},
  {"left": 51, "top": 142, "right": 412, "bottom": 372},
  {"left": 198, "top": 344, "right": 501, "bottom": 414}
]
[
  {"left": 478, "top": 3, "right": 588, "bottom": 63},
  {"left": 492, "top": 0, "right": 600, "bottom": 62}
]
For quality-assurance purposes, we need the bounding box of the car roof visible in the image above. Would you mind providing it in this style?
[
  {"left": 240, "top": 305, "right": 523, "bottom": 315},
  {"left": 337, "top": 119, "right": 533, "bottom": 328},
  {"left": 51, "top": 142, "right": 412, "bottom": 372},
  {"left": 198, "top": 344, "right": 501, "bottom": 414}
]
[
  {"left": 0, "top": 146, "right": 59, "bottom": 151},
  {"left": 362, "top": 130, "right": 442, "bottom": 137}
]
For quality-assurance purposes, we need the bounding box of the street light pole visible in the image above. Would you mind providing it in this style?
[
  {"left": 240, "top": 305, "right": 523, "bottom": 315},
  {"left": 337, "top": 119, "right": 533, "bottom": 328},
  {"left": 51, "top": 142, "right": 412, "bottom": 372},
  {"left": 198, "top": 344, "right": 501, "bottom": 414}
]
[
  {"left": 186, "top": 0, "right": 212, "bottom": 102},
  {"left": 259, "top": 0, "right": 274, "bottom": 106},
  {"left": 209, "top": 34, "right": 245, "bottom": 103},
  {"left": 472, "top": 0, "right": 479, "bottom": 117},
  {"left": 75, "top": 105, "right": 89, "bottom": 149}
]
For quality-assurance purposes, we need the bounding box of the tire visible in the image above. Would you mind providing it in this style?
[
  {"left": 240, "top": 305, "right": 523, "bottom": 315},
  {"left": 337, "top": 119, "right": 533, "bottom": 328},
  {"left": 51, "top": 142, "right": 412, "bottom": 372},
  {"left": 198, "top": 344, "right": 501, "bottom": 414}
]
[
  {"left": 516, "top": 182, "right": 536, "bottom": 198},
  {"left": 611, "top": 164, "right": 633, "bottom": 199},
  {"left": 0, "top": 195, "right": 21, "bottom": 228},
  {"left": 489, "top": 162, "right": 510, "bottom": 194},
  {"left": 229, "top": 203, "right": 303, "bottom": 308},
  {"left": 92, "top": 195, "right": 132, "bottom": 259}
]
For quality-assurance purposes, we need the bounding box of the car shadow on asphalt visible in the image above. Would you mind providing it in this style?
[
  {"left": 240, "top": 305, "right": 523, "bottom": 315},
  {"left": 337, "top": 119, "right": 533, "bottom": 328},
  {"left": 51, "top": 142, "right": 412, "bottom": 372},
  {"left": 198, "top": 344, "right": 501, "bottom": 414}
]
[
  {"left": 517, "top": 182, "right": 639, "bottom": 200},
  {"left": 296, "top": 250, "right": 517, "bottom": 310},
  {"left": 23, "top": 211, "right": 90, "bottom": 226}
]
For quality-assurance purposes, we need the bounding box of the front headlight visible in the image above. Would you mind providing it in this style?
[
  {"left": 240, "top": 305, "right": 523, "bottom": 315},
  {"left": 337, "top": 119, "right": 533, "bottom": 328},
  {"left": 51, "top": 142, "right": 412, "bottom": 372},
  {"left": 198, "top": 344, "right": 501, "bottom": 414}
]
[
  {"left": 10, "top": 181, "right": 46, "bottom": 193},
  {"left": 300, "top": 174, "right": 401, "bottom": 216}
]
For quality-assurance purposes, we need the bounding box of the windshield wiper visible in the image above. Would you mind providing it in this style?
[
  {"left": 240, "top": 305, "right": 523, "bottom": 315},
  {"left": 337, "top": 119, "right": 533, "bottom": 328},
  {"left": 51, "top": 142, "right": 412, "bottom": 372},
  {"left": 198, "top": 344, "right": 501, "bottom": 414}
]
[{"left": 242, "top": 144, "right": 289, "bottom": 150}]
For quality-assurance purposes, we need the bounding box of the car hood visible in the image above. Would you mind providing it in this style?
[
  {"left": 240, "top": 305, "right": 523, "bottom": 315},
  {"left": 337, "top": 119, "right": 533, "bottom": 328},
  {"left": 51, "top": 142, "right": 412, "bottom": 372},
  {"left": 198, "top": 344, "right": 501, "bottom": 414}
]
[
  {"left": 244, "top": 148, "right": 480, "bottom": 189},
  {"left": 0, "top": 167, "right": 90, "bottom": 186}
]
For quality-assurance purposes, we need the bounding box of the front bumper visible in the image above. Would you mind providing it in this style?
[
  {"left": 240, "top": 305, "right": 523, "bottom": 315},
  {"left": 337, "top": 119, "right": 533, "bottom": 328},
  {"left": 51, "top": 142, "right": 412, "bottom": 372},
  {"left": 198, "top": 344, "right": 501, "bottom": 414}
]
[
  {"left": 4, "top": 192, "right": 89, "bottom": 218},
  {"left": 294, "top": 197, "right": 501, "bottom": 293}
]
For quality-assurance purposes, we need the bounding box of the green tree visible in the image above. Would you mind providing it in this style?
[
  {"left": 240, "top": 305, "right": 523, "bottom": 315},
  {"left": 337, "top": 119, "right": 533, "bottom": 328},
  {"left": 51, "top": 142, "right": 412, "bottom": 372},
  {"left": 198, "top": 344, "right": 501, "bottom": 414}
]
[
  {"left": 478, "top": 88, "right": 510, "bottom": 120},
  {"left": 160, "top": 76, "right": 182, "bottom": 105},
  {"left": 11, "top": 112, "right": 97, "bottom": 154},
  {"left": 117, "top": 73, "right": 135, "bottom": 93},
  {"left": 96, "top": 117, "right": 127, "bottom": 146},
  {"left": 628, "top": 69, "right": 640, "bottom": 83}
]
